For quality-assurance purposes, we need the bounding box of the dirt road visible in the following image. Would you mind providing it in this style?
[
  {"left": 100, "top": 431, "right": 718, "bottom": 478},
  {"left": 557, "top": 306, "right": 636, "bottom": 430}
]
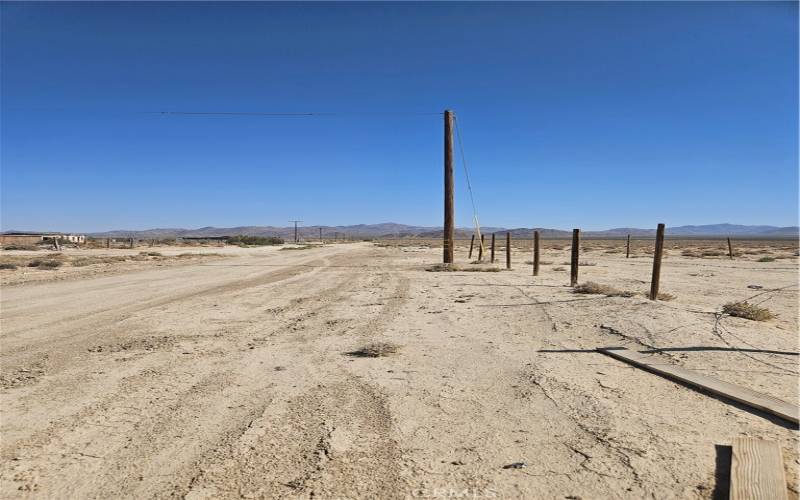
[{"left": 1, "top": 243, "right": 797, "bottom": 498}]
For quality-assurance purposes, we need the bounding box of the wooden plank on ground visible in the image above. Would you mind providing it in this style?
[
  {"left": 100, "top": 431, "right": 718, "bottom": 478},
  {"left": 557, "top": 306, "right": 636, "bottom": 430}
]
[
  {"left": 597, "top": 348, "right": 799, "bottom": 425},
  {"left": 730, "top": 437, "right": 788, "bottom": 500}
]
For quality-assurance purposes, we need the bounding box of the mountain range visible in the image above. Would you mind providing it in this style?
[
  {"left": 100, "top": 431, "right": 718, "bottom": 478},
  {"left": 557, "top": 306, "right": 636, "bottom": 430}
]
[{"left": 78, "top": 223, "right": 799, "bottom": 239}]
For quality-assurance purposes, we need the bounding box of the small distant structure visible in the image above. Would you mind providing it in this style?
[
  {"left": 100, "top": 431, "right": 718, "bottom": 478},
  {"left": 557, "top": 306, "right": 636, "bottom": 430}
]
[{"left": 0, "top": 232, "right": 86, "bottom": 245}]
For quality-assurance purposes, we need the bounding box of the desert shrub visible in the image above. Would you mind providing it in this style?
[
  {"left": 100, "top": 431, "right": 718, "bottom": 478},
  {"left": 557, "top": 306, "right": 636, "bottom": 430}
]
[
  {"left": 227, "top": 235, "right": 283, "bottom": 246},
  {"left": 140, "top": 251, "right": 162, "bottom": 257},
  {"left": 579, "top": 261, "right": 596, "bottom": 266},
  {"left": 2, "top": 245, "right": 39, "bottom": 251},
  {"left": 573, "top": 282, "right": 634, "bottom": 297},
  {"left": 757, "top": 256, "right": 776, "bottom": 262},
  {"left": 722, "top": 301, "right": 774, "bottom": 321},
  {"left": 280, "top": 245, "right": 313, "bottom": 251},
  {"left": 0, "top": 263, "right": 18, "bottom": 270},
  {"left": 462, "top": 266, "right": 501, "bottom": 272},
  {"left": 552, "top": 266, "right": 566, "bottom": 271},
  {"left": 426, "top": 263, "right": 461, "bottom": 272},
  {"left": 28, "top": 259, "right": 62, "bottom": 269},
  {"left": 348, "top": 342, "right": 400, "bottom": 358},
  {"left": 644, "top": 291, "right": 676, "bottom": 301}
]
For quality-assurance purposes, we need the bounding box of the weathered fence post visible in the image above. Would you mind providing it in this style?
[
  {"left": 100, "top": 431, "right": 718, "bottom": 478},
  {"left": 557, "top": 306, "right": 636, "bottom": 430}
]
[
  {"left": 490, "top": 233, "right": 496, "bottom": 263},
  {"left": 533, "top": 230, "right": 540, "bottom": 276},
  {"left": 468, "top": 234, "right": 475, "bottom": 259},
  {"left": 129, "top": 238, "right": 134, "bottom": 249},
  {"left": 727, "top": 237, "right": 734, "bottom": 260},
  {"left": 570, "top": 229, "right": 580, "bottom": 286},
  {"left": 626, "top": 234, "right": 631, "bottom": 258},
  {"left": 106, "top": 238, "right": 110, "bottom": 249},
  {"left": 506, "top": 232, "right": 511, "bottom": 269},
  {"left": 649, "top": 223, "right": 666, "bottom": 300}
]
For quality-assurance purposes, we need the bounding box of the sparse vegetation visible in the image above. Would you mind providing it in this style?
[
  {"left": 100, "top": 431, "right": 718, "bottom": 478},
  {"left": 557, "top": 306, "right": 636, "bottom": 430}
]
[
  {"left": 573, "top": 281, "right": 634, "bottom": 297},
  {"left": 579, "top": 261, "right": 596, "bottom": 266},
  {"left": 2, "top": 245, "right": 39, "bottom": 251},
  {"left": 140, "top": 251, "right": 162, "bottom": 257},
  {"left": 280, "top": 245, "right": 314, "bottom": 251},
  {"left": 552, "top": 266, "right": 566, "bottom": 271},
  {"left": 28, "top": 259, "right": 62, "bottom": 269},
  {"left": 757, "top": 256, "right": 776, "bottom": 262},
  {"left": 646, "top": 291, "right": 676, "bottom": 301},
  {"left": 426, "top": 263, "right": 461, "bottom": 272},
  {"left": 722, "top": 301, "right": 775, "bottom": 321},
  {"left": 0, "top": 263, "right": 18, "bottom": 270},
  {"left": 347, "top": 342, "right": 401, "bottom": 358},
  {"left": 227, "top": 235, "right": 284, "bottom": 246}
]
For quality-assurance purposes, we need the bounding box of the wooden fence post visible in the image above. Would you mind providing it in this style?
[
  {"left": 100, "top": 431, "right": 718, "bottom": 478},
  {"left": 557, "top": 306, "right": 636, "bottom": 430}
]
[
  {"left": 626, "top": 234, "right": 631, "bottom": 258},
  {"left": 106, "top": 238, "right": 110, "bottom": 249},
  {"left": 490, "top": 233, "right": 496, "bottom": 263},
  {"left": 649, "top": 223, "right": 666, "bottom": 300},
  {"left": 506, "top": 232, "right": 511, "bottom": 269},
  {"left": 468, "top": 235, "right": 475, "bottom": 259},
  {"left": 533, "top": 230, "right": 540, "bottom": 276},
  {"left": 129, "top": 238, "right": 134, "bottom": 249},
  {"left": 570, "top": 229, "right": 580, "bottom": 286},
  {"left": 727, "top": 237, "right": 734, "bottom": 260}
]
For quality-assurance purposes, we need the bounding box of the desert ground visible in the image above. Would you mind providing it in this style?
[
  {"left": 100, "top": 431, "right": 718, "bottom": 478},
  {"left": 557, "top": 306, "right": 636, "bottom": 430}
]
[{"left": 0, "top": 239, "right": 798, "bottom": 499}]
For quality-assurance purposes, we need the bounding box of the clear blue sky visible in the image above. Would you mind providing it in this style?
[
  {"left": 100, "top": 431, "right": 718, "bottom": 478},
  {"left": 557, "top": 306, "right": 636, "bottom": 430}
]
[{"left": 1, "top": 2, "right": 797, "bottom": 232}]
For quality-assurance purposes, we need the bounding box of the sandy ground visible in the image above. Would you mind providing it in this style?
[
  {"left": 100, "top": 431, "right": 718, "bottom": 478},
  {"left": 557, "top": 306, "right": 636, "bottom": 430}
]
[{"left": 0, "top": 241, "right": 797, "bottom": 499}]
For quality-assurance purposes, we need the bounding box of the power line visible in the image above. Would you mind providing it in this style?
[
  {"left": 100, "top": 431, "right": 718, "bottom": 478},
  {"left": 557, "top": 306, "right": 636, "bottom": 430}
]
[
  {"left": 453, "top": 113, "right": 480, "bottom": 226},
  {"left": 153, "top": 111, "right": 443, "bottom": 117}
]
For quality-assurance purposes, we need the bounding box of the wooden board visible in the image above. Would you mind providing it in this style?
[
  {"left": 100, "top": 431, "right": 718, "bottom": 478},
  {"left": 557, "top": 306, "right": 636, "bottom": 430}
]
[
  {"left": 597, "top": 348, "right": 799, "bottom": 425},
  {"left": 731, "top": 437, "right": 788, "bottom": 500}
]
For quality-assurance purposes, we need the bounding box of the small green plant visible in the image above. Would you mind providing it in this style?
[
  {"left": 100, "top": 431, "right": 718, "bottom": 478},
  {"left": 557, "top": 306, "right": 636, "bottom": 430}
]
[
  {"left": 757, "top": 256, "right": 776, "bottom": 262},
  {"left": 722, "top": 301, "right": 774, "bottom": 321}
]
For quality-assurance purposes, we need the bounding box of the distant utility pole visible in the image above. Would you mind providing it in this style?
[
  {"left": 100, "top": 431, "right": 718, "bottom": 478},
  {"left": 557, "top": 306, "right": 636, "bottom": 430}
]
[
  {"left": 289, "top": 220, "right": 303, "bottom": 243},
  {"left": 443, "top": 109, "right": 455, "bottom": 264}
]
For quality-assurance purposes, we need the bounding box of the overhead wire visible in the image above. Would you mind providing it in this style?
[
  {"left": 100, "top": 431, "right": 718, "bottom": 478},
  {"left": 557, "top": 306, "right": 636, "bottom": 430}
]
[{"left": 453, "top": 113, "right": 484, "bottom": 256}]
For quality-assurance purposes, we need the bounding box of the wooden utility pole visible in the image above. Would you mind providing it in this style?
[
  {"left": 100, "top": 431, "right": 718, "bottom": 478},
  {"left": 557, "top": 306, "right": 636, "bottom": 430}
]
[
  {"left": 626, "top": 234, "right": 631, "bottom": 258},
  {"left": 289, "top": 220, "right": 303, "bottom": 243},
  {"left": 570, "top": 229, "right": 580, "bottom": 286},
  {"left": 490, "top": 233, "right": 496, "bottom": 263},
  {"left": 319, "top": 227, "right": 323, "bottom": 242},
  {"left": 649, "top": 223, "right": 666, "bottom": 300},
  {"left": 468, "top": 234, "right": 475, "bottom": 259},
  {"left": 533, "top": 230, "right": 540, "bottom": 276},
  {"left": 443, "top": 109, "right": 455, "bottom": 264},
  {"left": 478, "top": 234, "right": 485, "bottom": 261},
  {"left": 505, "top": 232, "right": 511, "bottom": 269},
  {"left": 727, "top": 237, "right": 734, "bottom": 260}
]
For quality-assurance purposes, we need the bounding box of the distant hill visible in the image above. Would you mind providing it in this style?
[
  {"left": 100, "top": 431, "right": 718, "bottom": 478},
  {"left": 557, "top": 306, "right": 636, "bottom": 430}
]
[{"left": 81, "top": 223, "right": 799, "bottom": 240}]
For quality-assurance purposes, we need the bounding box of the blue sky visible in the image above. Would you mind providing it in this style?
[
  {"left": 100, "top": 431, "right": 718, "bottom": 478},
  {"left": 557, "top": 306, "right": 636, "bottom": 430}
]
[{"left": 1, "top": 2, "right": 797, "bottom": 232}]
